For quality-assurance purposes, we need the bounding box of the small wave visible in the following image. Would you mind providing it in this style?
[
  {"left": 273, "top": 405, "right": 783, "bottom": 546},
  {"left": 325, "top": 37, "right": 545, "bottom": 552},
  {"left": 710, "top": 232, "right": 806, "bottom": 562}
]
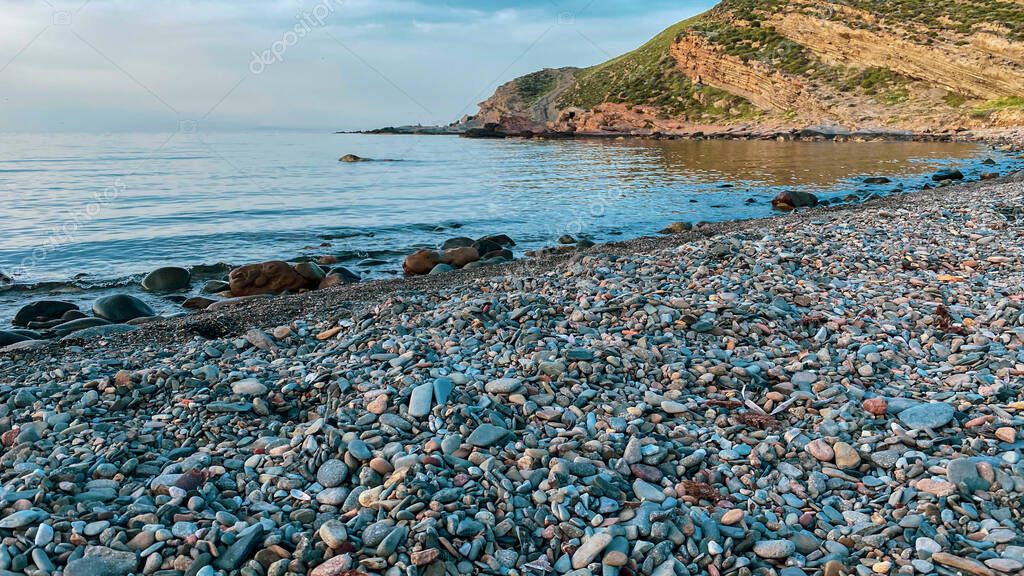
[
  {"left": 319, "top": 230, "right": 377, "bottom": 241},
  {"left": 2, "top": 276, "right": 141, "bottom": 294}
]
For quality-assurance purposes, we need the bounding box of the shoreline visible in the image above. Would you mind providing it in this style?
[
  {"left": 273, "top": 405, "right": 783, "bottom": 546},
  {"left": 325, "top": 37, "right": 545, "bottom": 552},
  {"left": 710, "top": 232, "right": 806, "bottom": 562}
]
[
  {"left": 4, "top": 169, "right": 1022, "bottom": 357},
  {"left": 3, "top": 137, "right": 1022, "bottom": 330},
  {"left": 354, "top": 124, "right": 1024, "bottom": 149},
  {"left": 0, "top": 173, "right": 1022, "bottom": 575}
]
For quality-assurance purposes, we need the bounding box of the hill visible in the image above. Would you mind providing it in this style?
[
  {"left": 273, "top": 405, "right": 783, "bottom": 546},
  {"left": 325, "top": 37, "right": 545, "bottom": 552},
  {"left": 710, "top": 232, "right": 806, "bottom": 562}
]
[{"left": 459, "top": 0, "right": 1024, "bottom": 136}]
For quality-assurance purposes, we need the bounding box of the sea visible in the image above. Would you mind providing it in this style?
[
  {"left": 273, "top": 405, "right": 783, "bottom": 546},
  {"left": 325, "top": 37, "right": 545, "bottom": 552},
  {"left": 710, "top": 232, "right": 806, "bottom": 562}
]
[{"left": 1, "top": 131, "right": 1019, "bottom": 323}]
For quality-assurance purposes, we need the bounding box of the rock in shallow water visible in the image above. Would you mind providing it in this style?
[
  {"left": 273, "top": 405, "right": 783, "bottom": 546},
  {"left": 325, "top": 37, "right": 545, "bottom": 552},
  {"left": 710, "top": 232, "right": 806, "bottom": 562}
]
[
  {"left": 92, "top": 294, "right": 155, "bottom": 323},
  {"left": 141, "top": 266, "right": 191, "bottom": 291},
  {"left": 441, "top": 246, "right": 480, "bottom": 268},
  {"left": 12, "top": 300, "right": 78, "bottom": 326},
  {"left": 771, "top": 190, "right": 818, "bottom": 210}
]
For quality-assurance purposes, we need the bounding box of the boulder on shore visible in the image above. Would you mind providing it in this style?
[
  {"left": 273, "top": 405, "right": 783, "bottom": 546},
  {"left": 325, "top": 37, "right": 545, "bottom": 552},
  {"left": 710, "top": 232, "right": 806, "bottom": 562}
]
[
  {"left": 294, "top": 262, "right": 326, "bottom": 284},
  {"left": 60, "top": 324, "right": 138, "bottom": 342},
  {"left": 479, "top": 234, "right": 516, "bottom": 247},
  {"left": 403, "top": 250, "right": 441, "bottom": 276},
  {"left": 772, "top": 190, "right": 819, "bottom": 211},
  {"left": 441, "top": 237, "right": 475, "bottom": 250},
  {"left": 51, "top": 317, "right": 112, "bottom": 337},
  {"left": 481, "top": 248, "right": 514, "bottom": 261},
  {"left": 141, "top": 266, "right": 191, "bottom": 292},
  {"left": 319, "top": 268, "right": 361, "bottom": 290},
  {"left": 659, "top": 222, "right": 693, "bottom": 234},
  {"left": 182, "top": 296, "right": 216, "bottom": 310},
  {"left": 472, "top": 239, "right": 503, "bottom": 256},
  {"left": 93, "top": 295, "right": 156, "bottom": 323},
  {"left": 13, "top": 300, "right": 78, "bottom": 327},
  {"left": 229, "top": 261, "right": 315, "bottom": 296},
  {"left": 441, "top": 246, "right": 480, "bottom": 268},
  {"left": 202, "top": 280, "right": 230, "bottom": 294},
  {"left": 0, "top": 331, "right": 31, "bottom": 347}
]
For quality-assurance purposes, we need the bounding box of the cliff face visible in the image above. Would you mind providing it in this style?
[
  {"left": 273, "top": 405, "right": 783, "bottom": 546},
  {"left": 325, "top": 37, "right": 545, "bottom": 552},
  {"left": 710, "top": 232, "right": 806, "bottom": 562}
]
[
  {"left": 771, "top": 13, "right": 1024, "bottom": 99},
  {"left": 463, "top": 0, "right": 1024, "bottom": 136},
  {"left": 669, "top": 33, "right": 827, "bottom": 116},
  {"left": 462, "top": 68, "right": 579, "bottom": 133}
]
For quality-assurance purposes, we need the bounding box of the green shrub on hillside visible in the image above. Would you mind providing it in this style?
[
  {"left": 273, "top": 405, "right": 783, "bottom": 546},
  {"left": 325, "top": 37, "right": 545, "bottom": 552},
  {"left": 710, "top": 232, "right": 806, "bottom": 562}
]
[
  {"left": 516, "top": 70, "right": 559, "bottom": 106},
  {"left": 557, "top": 12, "right": 759, "bottom": 120},
  {"left": 525, "top": 0, "right": 1019, "bottom": 122},
  {"left": 821, "top": 0, "right": 1024, "bottom": 41}
]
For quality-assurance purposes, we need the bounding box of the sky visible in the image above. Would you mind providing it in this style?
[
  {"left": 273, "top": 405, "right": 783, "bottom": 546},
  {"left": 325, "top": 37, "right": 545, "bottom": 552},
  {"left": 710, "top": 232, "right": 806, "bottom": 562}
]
[{"left": 0, "top": 0, "right": 716, "bottom": 132}]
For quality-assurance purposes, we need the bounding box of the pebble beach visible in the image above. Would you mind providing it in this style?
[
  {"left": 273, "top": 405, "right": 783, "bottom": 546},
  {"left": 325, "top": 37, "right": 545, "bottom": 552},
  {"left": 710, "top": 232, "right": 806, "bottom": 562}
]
[{"left": 1, "top": 173, "right": 1023, "bottom": 576}]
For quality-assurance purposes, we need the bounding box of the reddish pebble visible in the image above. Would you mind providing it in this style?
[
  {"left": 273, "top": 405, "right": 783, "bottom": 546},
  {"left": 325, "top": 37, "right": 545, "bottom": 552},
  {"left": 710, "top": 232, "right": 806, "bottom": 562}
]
[
  {"left": 631, "top": 464, "right": 663, "bottom": 482},
  {"left": 863, "top": 397, "right": 887, "bottom": 416},
  {"left": 1, "top": 428, "right": 18, "bottom": 447}
]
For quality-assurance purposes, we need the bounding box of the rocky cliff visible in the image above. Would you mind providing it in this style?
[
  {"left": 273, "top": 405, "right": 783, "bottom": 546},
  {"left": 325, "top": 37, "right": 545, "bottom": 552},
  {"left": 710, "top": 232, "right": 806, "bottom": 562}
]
[{"left": 459, "top": 0, "right": 1024, "bottom": 136}]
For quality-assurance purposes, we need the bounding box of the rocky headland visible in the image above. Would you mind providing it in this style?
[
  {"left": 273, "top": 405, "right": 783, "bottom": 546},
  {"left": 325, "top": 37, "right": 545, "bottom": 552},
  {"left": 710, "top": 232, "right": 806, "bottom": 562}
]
[
  {"left": 449, "top": 0, "right": 1024, "bottom": 139},
  {"left": 0, "top": 169, "right": 1022, "bottom": 575}
]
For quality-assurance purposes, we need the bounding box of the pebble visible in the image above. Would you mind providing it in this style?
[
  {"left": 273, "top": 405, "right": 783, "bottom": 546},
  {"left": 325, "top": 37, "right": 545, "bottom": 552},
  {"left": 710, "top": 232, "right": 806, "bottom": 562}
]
[
  {"left": 466, "top": 423, "right": 510, "bottom": 447},
  {"left": 833, "top": 441, "right": 861, "bottom": 469},
  {"left": 319, "top": 520, "right": 347, "bottom": 549},
  {"left": 571, "top": 531, "right": 613, "bottom": 568},
  {"left": 231, "top": 378, "right": 267, "bottom": 396},
  {"left": 753, "top": 539, "right": 796, "bottom": 559},
  {"left": 316, "top": 459, "right": 348, "bottom": 488},
  {"left": 407, "top": 382, "right": 434, "bottom": 417},
  {"left": 898, "top": 403, "right": 955, "bottom": 429},
  {"left": 806, "top": 438, "right": 834, "bottom": 461}
]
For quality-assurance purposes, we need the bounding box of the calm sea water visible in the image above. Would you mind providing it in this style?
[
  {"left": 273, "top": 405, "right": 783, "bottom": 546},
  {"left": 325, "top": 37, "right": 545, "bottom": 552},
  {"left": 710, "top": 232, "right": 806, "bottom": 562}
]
[{"left": 0, "top": 131, "right": 1019, "bottom": 321}]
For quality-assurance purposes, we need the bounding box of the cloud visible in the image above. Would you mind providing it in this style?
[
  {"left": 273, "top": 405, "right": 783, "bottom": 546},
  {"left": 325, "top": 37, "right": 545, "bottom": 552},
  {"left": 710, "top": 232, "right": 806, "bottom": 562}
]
[{"left": 0, "top": 0, "right": 716, "bottom": 132}]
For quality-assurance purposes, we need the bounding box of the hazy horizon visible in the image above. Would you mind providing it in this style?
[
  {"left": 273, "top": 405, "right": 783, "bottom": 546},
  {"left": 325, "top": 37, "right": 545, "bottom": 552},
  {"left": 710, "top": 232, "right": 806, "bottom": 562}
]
[{"left": 0, "top": 0, "right": 716, "bottom": 133}]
